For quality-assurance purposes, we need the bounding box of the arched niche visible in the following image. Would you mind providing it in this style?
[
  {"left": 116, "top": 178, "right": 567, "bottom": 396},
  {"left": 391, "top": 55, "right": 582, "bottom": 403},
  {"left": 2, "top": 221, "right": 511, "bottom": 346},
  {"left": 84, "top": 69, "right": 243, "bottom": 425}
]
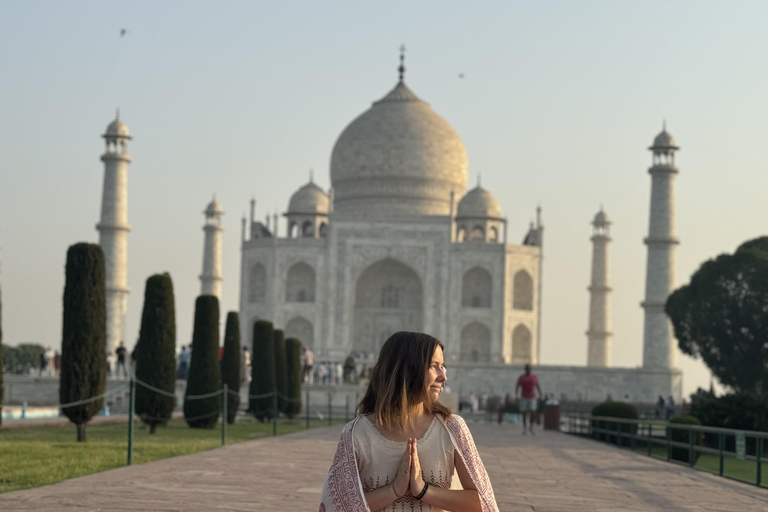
[
  {"left": 248, "top": 263, "right": 266, "bottom": 303},
  {"left": 302, "top": 220, "right": 314, "bottom": 237},
  {"left": 457, "top": 226, "right": 468, "bottom": 242},
  {"left": 513, "top": 270, "right": 533, "bottom": 310},
  {"left": 286, "top": 262, "right": 315, "bottom": 302},
  {"left": 470, "top": 226, "right": 485, "bottom": 241},
  {"left": 461, "top": 267, "right": 492, "bottom": 308},
  {"left": 460, "top": 322, "right": 491, "bottom": 363},
  {"left": 512, "top": 324, "right": 532, "bottom": 364},
  {"left": 285, "top": 316, "right": 314, "bottom": 350},
  {"left": 353, "top": 258, "right": 422, "bottom": 355}
]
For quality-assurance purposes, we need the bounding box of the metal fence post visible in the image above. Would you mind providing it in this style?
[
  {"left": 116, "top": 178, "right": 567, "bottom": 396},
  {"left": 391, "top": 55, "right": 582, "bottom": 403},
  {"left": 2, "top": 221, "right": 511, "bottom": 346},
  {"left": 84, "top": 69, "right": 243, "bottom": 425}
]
[
  {"left": 756, "top": 437, "right": 762, "bottom": 486},
  {"left": 127, "top": 377, "right": 135, "bottom": 466},
  {"left": 306, "top": 387, "right": 310, "bottom": 430},
  {"left": 328, "top": 393, "right": 332, "bottom": 427},
  {"left": 272, "top": 392, "right": 278, "bottom": 436},
  {"left": 647, "top": 422, "right": 652, "bottom": 456},
  {"left": 718, "top": 433, "right": 724, "bottom": 476},
  {"left": 222, "top": 384, "right": 227, "bottom": 446},
  {"left": 689, "top": 428, "right": 695, "bottom": 467}
]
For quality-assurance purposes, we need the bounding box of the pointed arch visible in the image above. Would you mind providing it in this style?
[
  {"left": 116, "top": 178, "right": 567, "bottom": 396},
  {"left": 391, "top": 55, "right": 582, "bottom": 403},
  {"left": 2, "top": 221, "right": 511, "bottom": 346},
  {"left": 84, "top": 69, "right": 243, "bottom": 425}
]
[
  {"left": 248, "top": 263, "right": 266, "bottom": 303},
  {"left": 470, "top": 226, "right": 485, "bottom": 241},
  {"left": 513, "top": 270, "right": 533, "bottom": 310},
  {"left": 461, "top": 267, "right": 492, "bottom": 308},
  {"left": 512, "top": 324, "right": 532, "bottom": 364},
  {"left": 286, "top": 262, "right": 315, "bottom": 302},
  {"left": 461, "top": 322, "right": 491, "bottom": 363}
]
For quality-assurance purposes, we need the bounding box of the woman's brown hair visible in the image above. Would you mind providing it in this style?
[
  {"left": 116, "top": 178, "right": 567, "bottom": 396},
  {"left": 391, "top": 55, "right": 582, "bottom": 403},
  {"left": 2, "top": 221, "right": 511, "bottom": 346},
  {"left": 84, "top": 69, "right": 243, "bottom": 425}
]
[{"left": 357, "top": 331, "right": 451, "bottom": 431}]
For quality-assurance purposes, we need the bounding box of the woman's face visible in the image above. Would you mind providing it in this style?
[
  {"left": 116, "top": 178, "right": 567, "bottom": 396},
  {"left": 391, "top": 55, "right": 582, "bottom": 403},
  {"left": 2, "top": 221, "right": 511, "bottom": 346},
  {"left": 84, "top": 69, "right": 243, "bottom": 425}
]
[{"left": 426, "top": 345, "right": 447, "bottom": 403}]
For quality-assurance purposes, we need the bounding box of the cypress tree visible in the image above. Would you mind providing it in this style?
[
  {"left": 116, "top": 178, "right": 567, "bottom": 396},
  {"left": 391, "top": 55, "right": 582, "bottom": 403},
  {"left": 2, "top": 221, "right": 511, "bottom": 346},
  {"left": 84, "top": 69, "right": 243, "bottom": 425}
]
[
  {"left": 0, "top": 281, "right": 4, "bottom": 427},
  {"left": 184, "top": 295, "right": 221, "bottom": 428},
  {"left": 60, "top": 243, "right": 107, "bottom": 442},
  {"left": 249, "top": 320, "right": 274, "bottom": 421},
  {"left": 274, "top": 329, "right": 288, "bottom": 414},
  {"left": 220, "top": 311, "right": 241, "bottom": 424},
  {"left": 135, "top": 273, "right": 176, "bottom": 433},
  {"left": 284, "top": 337, "right": 302, "bottom": 419}
]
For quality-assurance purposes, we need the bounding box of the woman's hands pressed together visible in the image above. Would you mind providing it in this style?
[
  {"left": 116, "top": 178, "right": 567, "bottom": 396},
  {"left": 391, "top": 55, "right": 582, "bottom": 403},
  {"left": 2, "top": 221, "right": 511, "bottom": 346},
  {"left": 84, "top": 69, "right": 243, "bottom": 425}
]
[
  {"left": 392, "top": 442, "right": 411, "bottom": 498},
  {"left": 408, "top": 438, "right": 426, "bottom": 497}
]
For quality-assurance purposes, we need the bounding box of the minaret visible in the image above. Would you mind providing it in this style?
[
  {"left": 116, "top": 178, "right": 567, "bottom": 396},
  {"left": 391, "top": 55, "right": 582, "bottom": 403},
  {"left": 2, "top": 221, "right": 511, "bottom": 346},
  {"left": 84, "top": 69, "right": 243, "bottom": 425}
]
[
  {"left": 97, "top": 114, "right": 131, "bottom": 363},
  {"left": 641, "top": 124, "right": 680, "bottom": 369},
  {"left": 586, "top": 208, "right": 612, "bottom": 367},
  {"left": 200, "top": 198, "right": 224, "bottom": 299}
]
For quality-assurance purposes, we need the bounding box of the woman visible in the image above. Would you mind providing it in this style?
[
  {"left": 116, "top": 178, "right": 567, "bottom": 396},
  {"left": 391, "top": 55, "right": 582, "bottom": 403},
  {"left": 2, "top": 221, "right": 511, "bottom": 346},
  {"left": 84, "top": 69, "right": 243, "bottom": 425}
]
[{"left": 320, "top": 332, "right": 498, "bottom": 512}]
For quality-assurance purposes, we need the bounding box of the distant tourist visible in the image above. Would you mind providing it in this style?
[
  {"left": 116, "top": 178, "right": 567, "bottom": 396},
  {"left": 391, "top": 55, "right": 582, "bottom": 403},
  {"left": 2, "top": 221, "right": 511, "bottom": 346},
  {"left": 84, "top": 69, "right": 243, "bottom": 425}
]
[
  {"left": 343, "top": 352, "right": 356, "bottom": 384},
  {"left": 498, "top": 393, "right": 513, "bottom": 424},
  {"left": 655, "top": 395, "right": 665, "bottom": 419},
  {"left": 39, "top": 350, "right": 48, "bottom": 377},
  {"left": 53, "top": 351, "right": 61, "bottom": 377},
  {"left": 301, "top": 346, "right": 315, "bottom": 384},
  {"left": 319, "top": 331, "right": 499, "bottom": 511},
  {"left": 178, "top": 345, "right": 191, "bottom": 380},
  {"left": 241, "top": 346, "right": 252, "bottom": 383},
  {"left": 516, "top": 364, "right": 543, "bottom": 435},
  {"left": 666, "top": 395, "right": 675, "bottom": 420},
  {"left": 115, "top": 341, "right": 128, "bottom": 378}
]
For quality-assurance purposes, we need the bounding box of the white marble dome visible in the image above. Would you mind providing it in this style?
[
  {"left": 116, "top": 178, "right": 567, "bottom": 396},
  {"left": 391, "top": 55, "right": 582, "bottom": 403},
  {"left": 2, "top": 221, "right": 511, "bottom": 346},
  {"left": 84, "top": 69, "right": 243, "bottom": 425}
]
[
  {"left": 593, "top": 209, "right": 610, "bottom": 226},
  {"left": 288, "top": 182, "right": 329, "bottom": 215},
  {"left": 205, "top": 199, "right": 223, "bottom": 216},
  {"left": 456, "top": 186, "right": 502, "bottom": 219},
  {"left": 650, "top": 130, "right": 678, "bottom": 151},
  {"left": 105, "top": 118, "right": 130, "bottom": 138},
  {"left": 330, "top": 81, "right": 469, "bottom": 217}
]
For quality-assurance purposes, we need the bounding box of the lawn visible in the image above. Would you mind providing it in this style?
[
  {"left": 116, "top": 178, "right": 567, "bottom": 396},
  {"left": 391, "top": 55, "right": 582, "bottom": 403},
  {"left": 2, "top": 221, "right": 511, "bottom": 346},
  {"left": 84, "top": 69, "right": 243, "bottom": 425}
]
[{"left": 0, "top": 416, "right": 343, "bottom": 494}]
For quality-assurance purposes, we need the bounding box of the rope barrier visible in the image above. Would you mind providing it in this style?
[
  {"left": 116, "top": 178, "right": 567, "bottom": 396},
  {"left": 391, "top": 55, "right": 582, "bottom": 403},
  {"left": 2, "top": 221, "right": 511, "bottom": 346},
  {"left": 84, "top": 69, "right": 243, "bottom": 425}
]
[
  {"left": 185, "top": 389, "right": 224, "bottom": 400},
  {"left": 59, "top": 384, "right": 129, "bottom": 409},
  {"left": 277, "top": 392, "right": 302, "bottom": 402},
  {"left": 246, "top": 391, "right": 275, "bottom": 399},
  {"left": 133, "top": 378, "right": 177, "bottom": 398}
]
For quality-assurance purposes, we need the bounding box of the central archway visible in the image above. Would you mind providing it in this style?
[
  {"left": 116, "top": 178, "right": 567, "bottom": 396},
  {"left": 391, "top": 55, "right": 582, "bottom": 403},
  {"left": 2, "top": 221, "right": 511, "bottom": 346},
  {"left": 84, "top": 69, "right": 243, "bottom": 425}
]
[{"left": 353, "top": 258, "right": 423, "bottom": 355}]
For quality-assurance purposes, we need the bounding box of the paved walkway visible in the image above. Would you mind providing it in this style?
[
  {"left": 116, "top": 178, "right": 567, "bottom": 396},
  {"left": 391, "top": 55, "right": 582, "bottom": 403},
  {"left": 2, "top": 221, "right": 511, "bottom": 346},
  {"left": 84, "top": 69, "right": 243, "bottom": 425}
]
[{"left": 1, "top": 421, "right": 767, "bottom": 511}]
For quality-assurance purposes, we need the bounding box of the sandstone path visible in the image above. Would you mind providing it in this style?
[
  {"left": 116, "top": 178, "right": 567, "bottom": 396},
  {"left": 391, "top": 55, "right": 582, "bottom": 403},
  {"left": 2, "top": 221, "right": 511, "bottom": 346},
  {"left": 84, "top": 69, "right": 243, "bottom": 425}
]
[{"left": 1, "top": 421, "right": 767, "bottom": 511}]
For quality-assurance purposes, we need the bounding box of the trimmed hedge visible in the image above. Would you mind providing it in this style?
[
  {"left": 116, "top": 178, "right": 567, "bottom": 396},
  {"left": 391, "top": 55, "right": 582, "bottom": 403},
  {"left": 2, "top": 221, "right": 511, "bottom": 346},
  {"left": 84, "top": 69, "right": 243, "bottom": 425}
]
[
  {"left": 184, "top": 295, "right": 221, "bottom": 428},
  {"left": 249, "top": 320, "right": 275, "bottom": 421},
  {"left": 135, "top": 273, "right": 177, "bottom": 433},
  {"left": 591, "top": 401, "right": 638, "bottom": 447},
  {"left": 284, "top": 337, "right": 302, "bottom": 419},
  {"left": 668, "top": 415, "right": 702, "bottom": 464},
  {"left": 60, "top": 243, "right": 107, "bottom": 442},
  {"left": 220, "top": 312, "right": 241, "bottom": 424},
  {"left": 274, "top": 329, "right": 288, "bottom": 414}
]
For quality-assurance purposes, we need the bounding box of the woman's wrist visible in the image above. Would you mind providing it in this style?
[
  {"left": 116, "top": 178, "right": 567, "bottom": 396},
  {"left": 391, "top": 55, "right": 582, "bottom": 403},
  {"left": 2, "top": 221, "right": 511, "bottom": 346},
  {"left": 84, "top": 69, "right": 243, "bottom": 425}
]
[{"left": 392, "top": 482, "right": 404, "bottom": 499}]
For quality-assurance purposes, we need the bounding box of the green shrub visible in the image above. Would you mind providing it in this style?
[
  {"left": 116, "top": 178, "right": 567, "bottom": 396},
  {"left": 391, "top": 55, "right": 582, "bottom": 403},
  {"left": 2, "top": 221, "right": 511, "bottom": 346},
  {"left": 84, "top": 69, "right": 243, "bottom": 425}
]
[
  {"left": 274, "top": 329, "right": 288, "bottom": 414},
  {"left": 1, "top": 343, "right": 45, "bottom": 374},
  {"left": 591, "top": 401, "right": 638, "bottom": 447},
  {"left": 689, "top": 391, "right": 768, "bottom": 454},
  {"left": 668, "top": 415, "right": 702, "bottom": 463},
  {"left": 184, "top": 295, "right": 221, "bottom": 428},
  {"left": 60, "top": 243, "right": 107, "bottom": 442},
  {"left": 220, "top": 312, "right": 241, "bottom": 424},
  {"left": 249, "top": 320, "right": 275, "bottom": 421},
  {"left": 135, "top": 273, "right": 177, "bottom": 433},
  {"left": 284, "top": 337, "right": 302, "bottom": 419}
]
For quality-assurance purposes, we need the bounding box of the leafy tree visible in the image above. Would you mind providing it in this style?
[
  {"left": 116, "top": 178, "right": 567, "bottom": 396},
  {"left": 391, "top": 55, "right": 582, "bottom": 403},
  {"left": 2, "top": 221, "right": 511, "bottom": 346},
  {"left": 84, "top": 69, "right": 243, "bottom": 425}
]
[
  {"left": 0, "top": 286, "right": 3, "bottom": 426},
  {"left": 249, "top": 320, "right": 274, "bottom": 421},
  {"left": 284, "top": 337, "right": 302, "bottom": 419},
  {"left": 135, "top": 273, "right": 176, "bottom": 433},
  {"left": 184, "top": 295, "right": 221, "bottom": 428},
  {"left": 220, "top": 311, "right": 241, "bottom": 424},
  {"left": 274, "top": 329, "right": 288, "bottom": 414},
  {"left": 666, "top": 236, "right": 768, "bottom": 395},
  {"left": 60, "top": 243, "right": 107, "bottom": 442},
  {"left": 1, "top": 343, "right": 45, "bottom": 374}
]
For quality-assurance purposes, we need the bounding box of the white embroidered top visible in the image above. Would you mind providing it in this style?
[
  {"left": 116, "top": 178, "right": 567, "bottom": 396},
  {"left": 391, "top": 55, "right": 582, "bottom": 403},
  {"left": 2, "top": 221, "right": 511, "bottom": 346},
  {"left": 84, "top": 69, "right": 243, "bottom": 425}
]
[{"left": 353, "top": 415, "right": 455, "bottom": 512}]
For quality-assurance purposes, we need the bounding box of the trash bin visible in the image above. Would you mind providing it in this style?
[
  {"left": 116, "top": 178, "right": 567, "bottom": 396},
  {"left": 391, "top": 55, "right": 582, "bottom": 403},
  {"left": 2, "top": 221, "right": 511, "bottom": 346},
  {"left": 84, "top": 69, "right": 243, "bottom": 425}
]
[{"left": 543, "top": 404, "right": 560, "bottom": 431}]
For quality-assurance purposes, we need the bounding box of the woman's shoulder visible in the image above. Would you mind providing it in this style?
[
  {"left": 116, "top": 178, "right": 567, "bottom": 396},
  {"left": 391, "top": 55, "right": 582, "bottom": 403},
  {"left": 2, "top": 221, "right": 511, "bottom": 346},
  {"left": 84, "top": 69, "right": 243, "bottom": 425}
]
[{"left": 443, "top": 412, "right": 467, "bottom": 429}]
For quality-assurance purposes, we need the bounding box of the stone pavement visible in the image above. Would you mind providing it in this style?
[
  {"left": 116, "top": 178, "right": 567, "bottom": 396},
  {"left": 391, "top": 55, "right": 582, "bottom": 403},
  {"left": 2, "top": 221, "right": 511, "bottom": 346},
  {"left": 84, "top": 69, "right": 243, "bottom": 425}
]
[{"left": 1, "top": 421, "right": 767, "bottom": 511}]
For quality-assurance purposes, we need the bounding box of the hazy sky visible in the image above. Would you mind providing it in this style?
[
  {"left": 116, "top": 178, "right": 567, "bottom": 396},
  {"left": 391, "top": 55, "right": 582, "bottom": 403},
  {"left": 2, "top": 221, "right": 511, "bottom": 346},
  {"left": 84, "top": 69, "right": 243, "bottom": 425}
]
[{"left": 2, "top": 1, "right": 766, "bottom": 397}]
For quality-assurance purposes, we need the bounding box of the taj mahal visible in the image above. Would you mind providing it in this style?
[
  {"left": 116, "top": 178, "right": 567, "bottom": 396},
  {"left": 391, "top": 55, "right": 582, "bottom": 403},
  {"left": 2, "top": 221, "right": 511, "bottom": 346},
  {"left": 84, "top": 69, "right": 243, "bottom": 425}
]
[{"left": 91, "top": 53, "right": 682, "bottom": 404}]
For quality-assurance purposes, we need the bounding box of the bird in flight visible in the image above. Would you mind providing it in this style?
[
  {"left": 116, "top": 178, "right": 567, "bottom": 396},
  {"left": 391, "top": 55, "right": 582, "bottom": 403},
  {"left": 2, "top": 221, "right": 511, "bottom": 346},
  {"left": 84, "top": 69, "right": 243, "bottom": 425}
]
[
  {"left": 458, "top": 73, "right": 465, "bottom": 79},
  {"left": 120, "top": 28, "right": 129, "bottom": 37}
]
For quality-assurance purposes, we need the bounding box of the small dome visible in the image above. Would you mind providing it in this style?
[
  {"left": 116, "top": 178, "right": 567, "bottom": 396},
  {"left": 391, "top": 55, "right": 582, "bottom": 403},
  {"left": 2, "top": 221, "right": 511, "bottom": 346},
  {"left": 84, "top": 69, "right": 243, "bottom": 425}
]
[
  {"left": 205, "top": 199, "right": 223, "bottom": 216},
  {"left": 456, "top": 186, "right": 502, "bottom": 219},
  {"left": 650, "top": 129, "right": 678, "bottom": 152},
  {"left": 593, "top": 209, "right": 610, "bottom": 226},
  {"left": 105, "top": 118, "right": 130, "bottom": 138},
  {"left": 288, "top": 182, "right": 329, "bottom": 215}
]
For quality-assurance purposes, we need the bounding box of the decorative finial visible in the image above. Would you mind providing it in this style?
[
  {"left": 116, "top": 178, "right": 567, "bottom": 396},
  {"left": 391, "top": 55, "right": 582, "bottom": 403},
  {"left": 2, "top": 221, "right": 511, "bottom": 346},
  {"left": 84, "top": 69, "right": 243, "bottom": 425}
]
[
  {"left": 116, "top": 108, "right": 120, "bottom": 120},
  {"left": 477, "top": 173, "right": 481, "bottom": 187},
  {"left": 398, "top": 44, "right": 406, "bottom": 83},
  {"left": 309, "top": 168, "right": 314, "bottom": 183},
  {"left": 663, "top": 119, "right": 666, "bottom": 131}
]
